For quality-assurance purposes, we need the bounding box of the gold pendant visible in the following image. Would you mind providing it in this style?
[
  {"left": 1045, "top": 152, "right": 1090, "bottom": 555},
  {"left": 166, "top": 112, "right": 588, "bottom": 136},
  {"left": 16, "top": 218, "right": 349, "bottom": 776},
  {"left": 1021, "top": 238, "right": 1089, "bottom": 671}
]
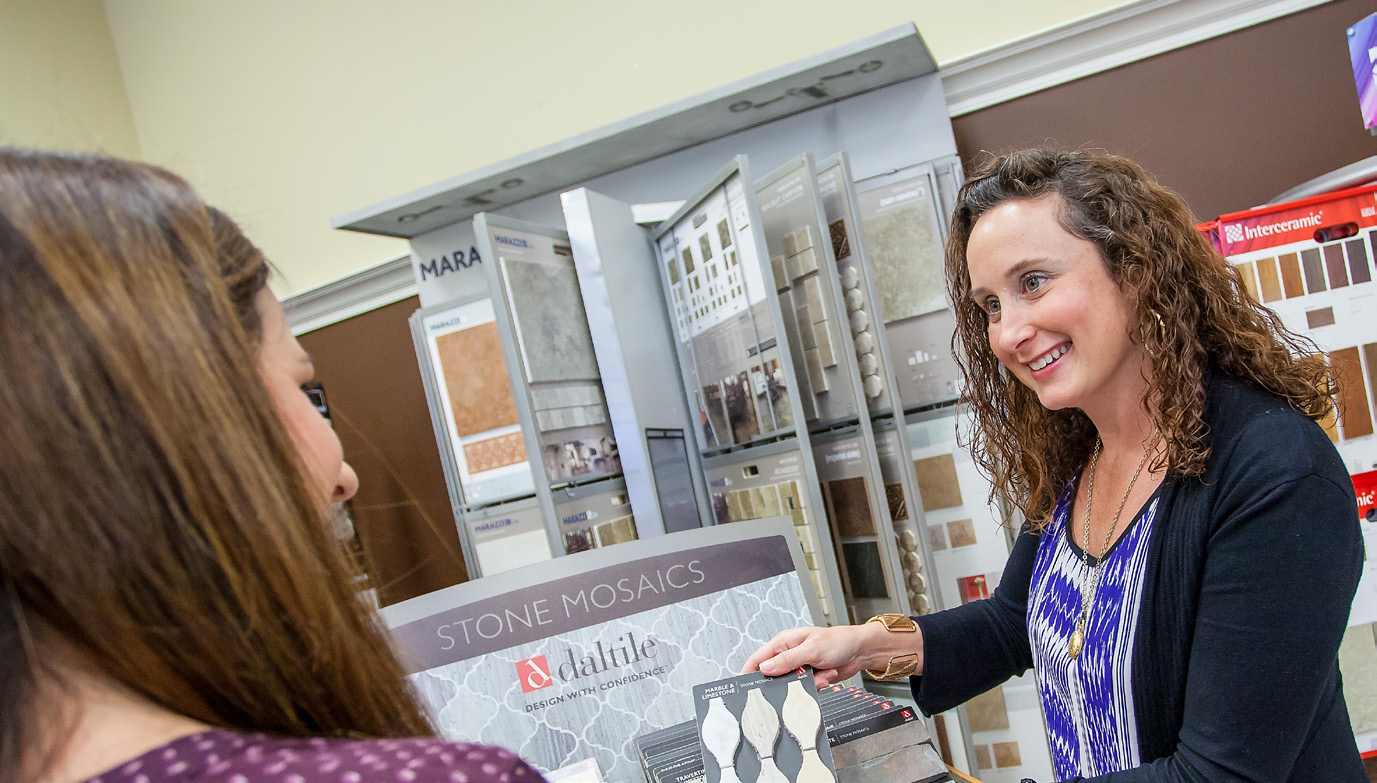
[{"left": 1068, "top": 626, "right": 1085, "bottom": 659}]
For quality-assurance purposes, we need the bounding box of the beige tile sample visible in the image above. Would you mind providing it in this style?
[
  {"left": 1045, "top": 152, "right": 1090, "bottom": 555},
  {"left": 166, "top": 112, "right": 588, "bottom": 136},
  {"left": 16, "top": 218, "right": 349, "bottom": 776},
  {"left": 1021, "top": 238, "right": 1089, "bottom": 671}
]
[
  {"left": 914, "top": 453, "right": 963, "bottom": 510},
  {"left": 435, "top": 322, "right": 519, "bottom": 437},
  {"left": 965, "top": 686, "right": 1010, "bottom": 732}
]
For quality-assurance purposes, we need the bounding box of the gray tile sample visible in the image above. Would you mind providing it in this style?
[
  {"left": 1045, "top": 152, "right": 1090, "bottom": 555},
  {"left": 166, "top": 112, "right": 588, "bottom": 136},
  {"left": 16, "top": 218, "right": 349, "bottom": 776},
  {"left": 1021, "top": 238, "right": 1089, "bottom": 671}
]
[{"left": 503, "top": 258, "right": 601, "bottom": 383}]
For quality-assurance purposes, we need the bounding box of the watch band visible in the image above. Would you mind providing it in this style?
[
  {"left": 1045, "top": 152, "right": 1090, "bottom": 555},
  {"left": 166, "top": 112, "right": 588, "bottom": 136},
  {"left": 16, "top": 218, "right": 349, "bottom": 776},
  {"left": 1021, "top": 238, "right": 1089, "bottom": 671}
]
[{"left": 863, "top": 613, "right": 920, "bottom": 681}]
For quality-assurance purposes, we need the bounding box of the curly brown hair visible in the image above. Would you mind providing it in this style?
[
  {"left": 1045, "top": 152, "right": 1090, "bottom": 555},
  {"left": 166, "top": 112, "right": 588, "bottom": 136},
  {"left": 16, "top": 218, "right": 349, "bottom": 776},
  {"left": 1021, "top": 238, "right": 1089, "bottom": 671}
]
[{"left": 944, "top": 148, "right": 1334, "bottom": 529}]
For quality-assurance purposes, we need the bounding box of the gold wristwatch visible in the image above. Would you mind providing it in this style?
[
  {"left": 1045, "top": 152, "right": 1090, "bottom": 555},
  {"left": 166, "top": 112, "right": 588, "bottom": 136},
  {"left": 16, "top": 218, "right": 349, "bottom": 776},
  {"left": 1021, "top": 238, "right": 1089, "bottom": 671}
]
[{"left": 863, "top": 613, "right": 920, "bottom": 681}]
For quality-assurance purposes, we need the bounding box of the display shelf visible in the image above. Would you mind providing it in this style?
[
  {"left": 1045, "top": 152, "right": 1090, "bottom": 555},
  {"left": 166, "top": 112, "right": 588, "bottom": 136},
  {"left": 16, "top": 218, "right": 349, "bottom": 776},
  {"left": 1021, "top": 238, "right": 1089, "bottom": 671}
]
[{"left": 332, "top": 25, "right": 938, "bottom": 239}]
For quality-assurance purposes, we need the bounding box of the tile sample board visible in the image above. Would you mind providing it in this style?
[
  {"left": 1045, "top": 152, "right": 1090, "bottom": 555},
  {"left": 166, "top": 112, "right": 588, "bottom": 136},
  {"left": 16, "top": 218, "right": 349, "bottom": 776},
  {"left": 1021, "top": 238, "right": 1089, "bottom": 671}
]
[
  {"left": 655, "top": 166, "right": 787, "bottom": 450},
  {"left": 483, "top": 221, "right": 620, "bottom": 487},
  {"left": 855, "top": 167, "right": 947, "bottom": 323},
  {"left": 421, "top": 300, "right": 536, "bottom": 505}
]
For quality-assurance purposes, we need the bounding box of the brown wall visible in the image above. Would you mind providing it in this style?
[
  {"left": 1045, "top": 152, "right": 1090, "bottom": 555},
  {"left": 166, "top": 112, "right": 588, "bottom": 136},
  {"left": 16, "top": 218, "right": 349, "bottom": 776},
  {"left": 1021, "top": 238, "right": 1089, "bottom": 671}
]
[
  {"left": 951, "top": 0, "right": 1377, "bottom": 222},
  {"left": 302, "top": 1, "right": 1374, "bottom": 604},
  {"left": 299, "top": 297, "right": 468, "bottom": 606}
]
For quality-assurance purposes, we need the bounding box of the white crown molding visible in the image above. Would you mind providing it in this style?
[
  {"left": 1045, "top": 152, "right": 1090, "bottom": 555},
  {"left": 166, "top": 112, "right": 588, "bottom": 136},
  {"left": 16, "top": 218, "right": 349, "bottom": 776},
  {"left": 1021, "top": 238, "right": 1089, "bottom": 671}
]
[
  {"left": 940, "top": 0, "right": 1331, "bottom": 117},
  {"left": 282, "top": 254, "right": 416, "bottom": 335}
]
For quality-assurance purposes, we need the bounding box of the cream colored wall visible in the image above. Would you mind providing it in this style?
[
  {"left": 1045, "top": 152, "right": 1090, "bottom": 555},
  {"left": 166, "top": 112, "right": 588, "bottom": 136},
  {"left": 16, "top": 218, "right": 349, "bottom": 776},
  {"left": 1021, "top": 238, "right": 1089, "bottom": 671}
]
[
  {"left": 0, "top": 0, "right": 140, "bottom": 159},
  {"left": 101, "top": 0, "right": 1125, "bottom": 295}
]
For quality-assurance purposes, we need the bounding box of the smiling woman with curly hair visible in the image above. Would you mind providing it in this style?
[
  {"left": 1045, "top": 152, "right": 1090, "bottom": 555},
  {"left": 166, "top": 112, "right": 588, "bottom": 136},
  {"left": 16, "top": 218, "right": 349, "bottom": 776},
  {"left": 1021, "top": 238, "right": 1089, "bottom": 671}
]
[{"left": 746, "top": 149, "right": 1365, "bottom": 781}]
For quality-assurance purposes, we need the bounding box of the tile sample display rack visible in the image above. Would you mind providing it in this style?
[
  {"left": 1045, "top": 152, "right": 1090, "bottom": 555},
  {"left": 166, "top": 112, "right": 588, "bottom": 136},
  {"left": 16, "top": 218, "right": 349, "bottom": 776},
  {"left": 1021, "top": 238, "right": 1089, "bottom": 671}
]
[
  {"left": 473, "top": 214, "right": 642, "bottom": 566},
  {"left": 754, "top": 152, "right": 928, "bottom": 624},
  {"left": 652, "top": 156, "right": 847, "bottom": 624},
  {"left": 561, "top": 188, "right": 716, "bottom": 535},
  {"left": 855, "top": 157, "right": 965, "bottom": 413},
  {"left": 813, "top": 151, "right": 944, "bottom": 623},
  {"left": 411, "top": 291, "right": 554, "bottom": 579}
]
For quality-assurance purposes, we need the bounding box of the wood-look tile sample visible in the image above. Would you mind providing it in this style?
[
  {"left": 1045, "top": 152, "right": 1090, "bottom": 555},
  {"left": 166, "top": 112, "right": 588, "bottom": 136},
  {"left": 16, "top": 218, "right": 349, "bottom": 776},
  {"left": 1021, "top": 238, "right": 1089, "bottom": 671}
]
[
  {"left": 462, "top": 431, "right": 526, "bottom": 473},
  {"left": 1332, "top": 347, "right": 1374, "bottom": 439},
  {"left": 504, "top": 259, "right": 601, "bottom": 383},
  {"left": 1347, "top": 239, "right": 1372, "bottom": 284},
  {"left": 1255, "top": 256, "right": 1282, "bottom": 302},
  {"left": 1365, "top": 344, "right": 1377, "bottom": 433},
  {"left": 914, "top": 454, "right": 963, "bottom": 511},
  {"left": 965, "top": 686, "right": 1010, "bottom": 732},
  {"left": 1325, "top": 244, "right": 1350, "bottom": 288},
  {"left": 1278, "top": 253, "right": 1305, "bottom": 298},
  {"left": 1306, "top": 307, "right": 1336, "bottom": 329},
  {"left": 946, "top": 518, "right": 977, "bottom": 548},
  {"left": 828, "top": 476, "right": 875, "bottom": 537},
  {"left": 435, "top": 322, "right": 519, "bottom": 437},
  {"left": 1301, "top": 249, "right": 1326, "bottom": 293},
  {"left": 1236, "top": 261, "right": 1260, "bottom": 302},
  {"left": 992, "top": 741, "right": 1022, "bottom": 768}
]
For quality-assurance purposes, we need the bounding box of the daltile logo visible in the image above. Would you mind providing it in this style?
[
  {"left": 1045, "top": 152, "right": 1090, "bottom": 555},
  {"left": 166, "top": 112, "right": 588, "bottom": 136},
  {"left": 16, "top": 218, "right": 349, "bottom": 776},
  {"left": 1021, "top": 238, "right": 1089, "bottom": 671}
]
[{"left": 516, "top": 655, "right": 554, "bottom": 693}]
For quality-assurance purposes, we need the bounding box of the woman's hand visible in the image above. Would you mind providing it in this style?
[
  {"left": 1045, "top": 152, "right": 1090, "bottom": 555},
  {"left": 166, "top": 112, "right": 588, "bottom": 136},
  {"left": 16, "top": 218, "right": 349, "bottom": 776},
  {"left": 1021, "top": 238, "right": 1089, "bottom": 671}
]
[{"left": 741, "top": 622, "right": 919, "bottom": 688}]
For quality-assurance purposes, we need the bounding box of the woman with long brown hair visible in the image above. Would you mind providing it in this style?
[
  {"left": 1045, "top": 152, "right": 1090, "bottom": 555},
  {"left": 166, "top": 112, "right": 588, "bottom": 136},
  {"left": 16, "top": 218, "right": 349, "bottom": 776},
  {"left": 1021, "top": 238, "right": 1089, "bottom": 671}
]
[
  {"left": 744, "top": 149, "right": 1365, "bottom": 780},
  {"left": 0, "top": 147, "right": 540, "bottom": 783}
]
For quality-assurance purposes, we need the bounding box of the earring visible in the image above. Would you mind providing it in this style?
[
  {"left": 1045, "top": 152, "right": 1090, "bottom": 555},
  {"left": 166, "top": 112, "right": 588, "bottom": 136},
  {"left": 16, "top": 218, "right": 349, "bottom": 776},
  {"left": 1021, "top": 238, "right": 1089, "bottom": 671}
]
[{"left": 1140, "top": 310, "right": 1166, "bottom": 358}]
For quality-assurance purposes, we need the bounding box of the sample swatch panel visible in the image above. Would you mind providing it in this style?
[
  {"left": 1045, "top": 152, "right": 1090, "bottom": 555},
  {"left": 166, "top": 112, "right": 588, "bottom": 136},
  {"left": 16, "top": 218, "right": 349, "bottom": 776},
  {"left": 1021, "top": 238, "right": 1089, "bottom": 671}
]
[
  {"left": 827, "top": 476, "right": 876, "bottom": 537},
  {"left": 1325, "top": 244, "right": 1350, "bottom": 289},
  {"left": 435, "top": 321, "right": 520, "bottom": 437},
  {"left": 1278, "top": 253, "right": 1305, "bottom": 298},
  {"left": 1301, "top": 249, "right": 1326, "bottom": 293},
  {"left": 462, "top": 431, "right": 527, "bottom": 473},
  {"left": 1348, "top": 238, "right": 1373, "bottom": 284},
  {"left": 1332, "top": 346, "right": 1374, "bottom": 439},
  {"left": 1256, "top": 256, "right": 1282, "bottom": 302},
  {"left": 503, "top": 258, "right": 602, "bottom": 383}
]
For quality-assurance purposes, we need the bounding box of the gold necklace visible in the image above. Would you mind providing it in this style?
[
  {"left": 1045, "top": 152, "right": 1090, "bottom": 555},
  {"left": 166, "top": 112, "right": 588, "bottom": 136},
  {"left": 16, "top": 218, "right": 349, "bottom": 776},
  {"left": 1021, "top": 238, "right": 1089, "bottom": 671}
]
[{"left": 1067, "top": 430, "right": 1157, "bottom": 660}]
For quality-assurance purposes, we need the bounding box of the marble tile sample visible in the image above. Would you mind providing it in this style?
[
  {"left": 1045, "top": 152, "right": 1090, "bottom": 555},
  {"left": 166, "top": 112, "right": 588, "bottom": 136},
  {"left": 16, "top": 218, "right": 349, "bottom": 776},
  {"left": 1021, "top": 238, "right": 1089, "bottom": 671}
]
[
  {"left": 992, "top": 741, "right": 1021, "bottom": 768},
  {"left": 813, "top": 322, "right": 835, "bottom": 367},
  {"left": 860, "top": 192, "right": 945, "bottom": 321},
  {"left": 805, "top": 348, "right": 828, "bottom": 393},
  {"left": 785, "top": 252, "right": 803, "bottom": 282},
  {"left": 717, "top": 219, "right": 733, "bottom": 249},
  {"left": 791, "top": 225, "right": 815, "bottom": 252},
  {"left": 503, "top": 258, "right": 601, "bottom": 383},
  {"left": 462, "top": 431, "right": 527, "bottom": 474},
  {"left": 804, "top": 276, "right": 825, "bottom": 317},
  {"left": 796, "top": 306, "right": 817, "bottom": 350},
  {"left": 771, "top": 256, "right": 789, "bottom": 290},
  {"left": 974, "top": 745, "right": 993, "bottom": 770},
  {"left": 435, "top": 321, "right": 519, "bottom": 438},
  {"left": 793, "top": 247, "right": 819, "bottom": 276},
  {"left": 914, "top": 454, "right": 963, "bottom": 511}
]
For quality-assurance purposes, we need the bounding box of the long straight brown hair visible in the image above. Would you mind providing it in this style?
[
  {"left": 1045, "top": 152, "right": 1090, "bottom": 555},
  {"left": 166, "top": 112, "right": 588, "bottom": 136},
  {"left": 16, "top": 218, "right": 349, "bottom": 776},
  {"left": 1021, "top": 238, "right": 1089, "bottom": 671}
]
[{"left": 0, "top": 148, "right": 434, "bottom": 781}]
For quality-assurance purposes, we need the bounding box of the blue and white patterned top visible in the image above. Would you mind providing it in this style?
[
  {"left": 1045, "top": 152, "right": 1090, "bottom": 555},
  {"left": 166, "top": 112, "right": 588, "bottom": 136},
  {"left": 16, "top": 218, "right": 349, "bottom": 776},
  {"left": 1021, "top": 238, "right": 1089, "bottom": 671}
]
[{"left": 1028, "top": 480, "right": 1161, "bottom": 779}]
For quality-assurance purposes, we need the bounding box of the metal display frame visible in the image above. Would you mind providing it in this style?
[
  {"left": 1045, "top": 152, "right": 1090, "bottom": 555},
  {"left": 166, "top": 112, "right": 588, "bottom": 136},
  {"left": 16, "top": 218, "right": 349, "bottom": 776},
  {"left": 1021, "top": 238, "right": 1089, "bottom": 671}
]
[
  {"left": 651, "top": 156, "right": 849, "bottom": 625},
  {"left": 813, "top": 151, "right": 946, "bottom": 619},
  {"left": 473, "top": 213, "right": 636, "bottom": 560},
  {"left": 560, "top": 187, "right": 716, "bottom": 533},
  {"left": 754, "top": 152, "right": 916, "bottom": 624}
]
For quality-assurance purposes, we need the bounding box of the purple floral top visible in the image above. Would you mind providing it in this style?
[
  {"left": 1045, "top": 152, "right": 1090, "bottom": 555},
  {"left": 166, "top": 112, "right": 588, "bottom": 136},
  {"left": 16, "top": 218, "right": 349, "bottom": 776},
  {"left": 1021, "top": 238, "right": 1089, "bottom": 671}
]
[{"left": 84, "top": 729, "right": 545, "bottom": 783}]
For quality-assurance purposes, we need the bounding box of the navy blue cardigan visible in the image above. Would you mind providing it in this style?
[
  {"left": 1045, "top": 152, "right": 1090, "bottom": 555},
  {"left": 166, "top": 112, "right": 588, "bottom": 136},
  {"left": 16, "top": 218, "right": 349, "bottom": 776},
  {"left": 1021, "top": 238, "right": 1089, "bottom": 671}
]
[{"left": 911, "top": 372, "right": 1366, "bottom": 782}]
